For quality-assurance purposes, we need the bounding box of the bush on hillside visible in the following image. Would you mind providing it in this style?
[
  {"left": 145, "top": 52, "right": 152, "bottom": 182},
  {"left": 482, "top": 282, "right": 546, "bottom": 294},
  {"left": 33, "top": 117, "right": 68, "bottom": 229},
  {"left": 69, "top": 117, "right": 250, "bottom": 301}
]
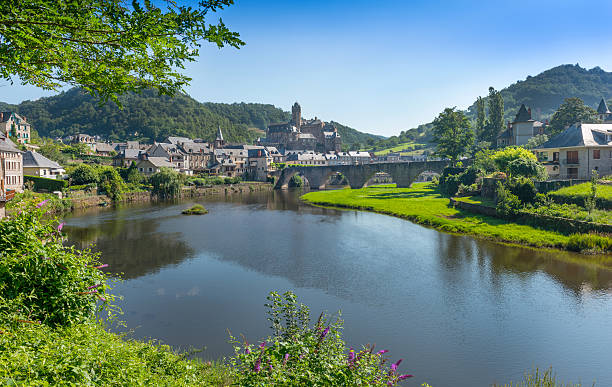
[
  {"left": 507, "top": 157, "right": 547, "bottom": 181},
  {"left": 496, "top": 181, "right": 522, "bottom": 219},
  {"left": 508, "top": 178, "right": 538, "bottom": 205},
  {"left": 491, "top": 147, "right": 537, "bottom": 172}
]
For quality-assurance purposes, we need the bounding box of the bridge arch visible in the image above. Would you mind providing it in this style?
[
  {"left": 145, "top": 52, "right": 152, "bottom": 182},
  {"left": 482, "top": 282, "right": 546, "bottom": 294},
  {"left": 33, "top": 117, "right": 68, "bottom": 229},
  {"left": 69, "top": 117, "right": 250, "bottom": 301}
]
[{"left": 273, "top": 161, "right": 450, "bottom": 190}]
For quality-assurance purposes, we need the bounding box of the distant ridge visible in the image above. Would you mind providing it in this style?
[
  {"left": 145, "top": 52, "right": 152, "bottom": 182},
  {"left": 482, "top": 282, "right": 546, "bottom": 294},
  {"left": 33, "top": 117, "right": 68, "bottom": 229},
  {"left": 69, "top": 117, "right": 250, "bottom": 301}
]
[{"left": 0, "top": 88, "right": 381, "bottom": 146}]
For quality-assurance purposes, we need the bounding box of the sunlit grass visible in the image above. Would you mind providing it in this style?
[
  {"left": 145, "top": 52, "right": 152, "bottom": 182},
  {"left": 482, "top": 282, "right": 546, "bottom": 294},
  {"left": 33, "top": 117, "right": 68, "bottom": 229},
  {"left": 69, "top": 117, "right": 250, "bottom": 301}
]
[{"left": 302, "top": 183, "right": 573, "bottom": 250}]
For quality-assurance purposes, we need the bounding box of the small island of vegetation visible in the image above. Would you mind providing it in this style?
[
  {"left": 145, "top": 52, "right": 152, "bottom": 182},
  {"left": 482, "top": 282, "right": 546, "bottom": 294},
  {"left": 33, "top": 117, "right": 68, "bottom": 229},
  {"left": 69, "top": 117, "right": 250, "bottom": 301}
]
[{"left": 182, "top": 204, "right": 208, "bottom": 215}]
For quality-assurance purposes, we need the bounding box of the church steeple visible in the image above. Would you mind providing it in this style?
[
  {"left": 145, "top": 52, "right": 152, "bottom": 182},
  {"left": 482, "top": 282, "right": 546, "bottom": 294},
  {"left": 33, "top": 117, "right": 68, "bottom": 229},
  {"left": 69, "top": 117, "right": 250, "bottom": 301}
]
[{"left": 214, "top": 125, "right": 225, "bottom": 148}]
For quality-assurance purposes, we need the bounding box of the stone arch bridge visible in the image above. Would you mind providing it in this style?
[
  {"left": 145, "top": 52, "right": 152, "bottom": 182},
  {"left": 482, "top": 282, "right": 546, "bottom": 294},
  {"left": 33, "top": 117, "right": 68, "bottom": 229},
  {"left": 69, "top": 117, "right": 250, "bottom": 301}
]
[{"left": 274, "top": 161, "right": 449, "bottom": 189}]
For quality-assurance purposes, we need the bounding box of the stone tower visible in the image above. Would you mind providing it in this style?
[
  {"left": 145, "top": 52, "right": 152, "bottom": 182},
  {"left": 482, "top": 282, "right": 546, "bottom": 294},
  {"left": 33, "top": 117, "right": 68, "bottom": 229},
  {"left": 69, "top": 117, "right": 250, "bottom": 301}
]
[
  {"left": 291, "top": 102, "right": 302, "bottom": 129},
  {"left": 214, "top": 125, "right": 225, "bottom": 149}
]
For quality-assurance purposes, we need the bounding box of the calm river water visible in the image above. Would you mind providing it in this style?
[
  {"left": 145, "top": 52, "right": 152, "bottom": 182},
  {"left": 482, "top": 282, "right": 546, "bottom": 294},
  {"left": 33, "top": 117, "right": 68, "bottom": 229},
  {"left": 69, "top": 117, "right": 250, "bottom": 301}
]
[{"left": 64, "top": 190, "right": 612, "bottom": 387}]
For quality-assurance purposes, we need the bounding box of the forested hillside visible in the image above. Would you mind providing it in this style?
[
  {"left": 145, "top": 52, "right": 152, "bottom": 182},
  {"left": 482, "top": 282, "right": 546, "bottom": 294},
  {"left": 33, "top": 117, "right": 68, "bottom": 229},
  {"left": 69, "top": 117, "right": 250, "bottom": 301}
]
[
  {"left": 370, "top": 64, "right": 612, "bottom": 152},
  {"left": 0, "top": 88, "right": 380, "bottom": 146},
  {"left": 468, "top": 64, "right": 612, "bottom": 121}
]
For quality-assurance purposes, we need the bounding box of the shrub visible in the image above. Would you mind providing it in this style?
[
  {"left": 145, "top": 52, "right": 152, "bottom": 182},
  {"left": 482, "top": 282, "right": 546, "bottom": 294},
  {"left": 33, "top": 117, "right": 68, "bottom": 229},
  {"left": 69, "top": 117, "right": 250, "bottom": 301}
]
[
  {"left": 289, "top": 174, "right": 304, "bottom": 188},
  {"left": 459, "top": 165, "right": 480, "bottom": 186},
  {"left": 23, "top": 175, "right": 68, "bottom": 192},
  {"left": 508, "top": 178, "right": 538, "bottom": 205},
  {"left": 566, "top": 233, "right": 612, "bottom": 253},
  {"left": 69, "top": 164, "right": 99, "bottom": 185},
  {"left": 0, "top": 200, "right": 114, "bottom": 327},
  {"left": 439, "top": 173, "right": 461, "bottom": 196},
  {"left": 229, "top": 291, "right": 412, "bottom": 386},
  {"left": 496, "top": 181, "right": 522, "bottom": 219},
  {"left": 224, "top": 176, "right": 241, "bottom": 185}
]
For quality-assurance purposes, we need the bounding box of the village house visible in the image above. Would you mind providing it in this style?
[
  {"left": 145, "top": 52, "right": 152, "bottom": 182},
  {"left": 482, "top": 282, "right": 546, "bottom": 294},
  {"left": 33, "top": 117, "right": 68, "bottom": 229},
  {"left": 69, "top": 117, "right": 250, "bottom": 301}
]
[
  {"left": 94, "top": 142, "right": 116, "bottom": 157},
  {"left": 0, "top": 112, "right": 32, "bottom": 145},
  {"left": 22, "top": 151, "right": 65, "bottom": 179},
  {"left": 0, "top": 134, "right": 24, "bottom": 195},
  {"left": 148, "top": 142, "right": 192, "bottom": 175},
  {"left": 247, "top": 147, "right": 273, "bottom": 181},
  {"left": 286, "top": 151, "right": 327, "bottom": 166},
  {"left": 497, "top": 104, "right": 545, "bottom": 147},
  {"left": 536, "top": 123, "right": 612, "bottom": 179},
  {"left": 112, "top": 148, "right": 144, "bottom": 167},
  {"left": 349, "top": 151, "right": 373, "bottom": 165},
  {"left": 136, "top": 156, "right": 176, "bottom": 176}
]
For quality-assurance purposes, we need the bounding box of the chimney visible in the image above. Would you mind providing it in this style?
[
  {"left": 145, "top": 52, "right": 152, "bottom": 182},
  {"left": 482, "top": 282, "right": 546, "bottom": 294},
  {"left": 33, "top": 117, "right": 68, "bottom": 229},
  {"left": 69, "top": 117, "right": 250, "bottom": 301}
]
[{"left": 527, "top": 107, "right": 532, "bottom": 118}]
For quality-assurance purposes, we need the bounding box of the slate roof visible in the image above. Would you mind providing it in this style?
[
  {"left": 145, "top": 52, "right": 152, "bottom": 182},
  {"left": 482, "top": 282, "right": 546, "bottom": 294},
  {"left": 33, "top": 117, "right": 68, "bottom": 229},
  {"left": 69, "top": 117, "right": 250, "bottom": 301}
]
[
  {"left": 23, "top": 151, "right": 62, "bottom": 169},
  {"left": 116, "top": 149, "right": 142, "bottom": 159},
  {"left": 537, "top": 123, "right": 612, "bottom": 149},
  {"left": 597, "top": 98, "right": 611, "bottom": 114},
  {"left": 497, "top": 128, "right": 513, "bottom": 139},
  {"left": 165, "top": 136, "right": 191, "bottom": 145},
  {"left": 0, "top": 136, "right": 20, "bottom": 152},
  {"left": 95, "top": 142, "right": 115, "bottom": 153},
  {"left": 513, "top": 104, "right": 532, "bottom": 122},
  {"left": 144, "top": 157, "right": 174, "bottom": 168}
]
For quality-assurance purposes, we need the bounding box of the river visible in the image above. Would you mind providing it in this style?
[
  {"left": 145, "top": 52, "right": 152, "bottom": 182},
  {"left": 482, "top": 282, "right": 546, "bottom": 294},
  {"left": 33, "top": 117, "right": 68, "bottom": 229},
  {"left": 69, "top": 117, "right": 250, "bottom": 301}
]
[{"left": 64, "top": 190, "right": 612, "bottom": 387}]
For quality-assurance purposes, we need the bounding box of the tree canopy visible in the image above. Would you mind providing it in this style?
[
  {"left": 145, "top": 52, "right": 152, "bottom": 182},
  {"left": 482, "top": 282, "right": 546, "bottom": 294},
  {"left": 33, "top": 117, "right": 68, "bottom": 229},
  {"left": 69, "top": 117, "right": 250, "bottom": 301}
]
[
  {"left": 432, "top": 107, "right": 473, "bottom": 164},
  {"left": 0, "top": 0, "right": 243, "bottom": 102},
  {"left": 548, "top": 97, "right": 599, "bottom": 135}
]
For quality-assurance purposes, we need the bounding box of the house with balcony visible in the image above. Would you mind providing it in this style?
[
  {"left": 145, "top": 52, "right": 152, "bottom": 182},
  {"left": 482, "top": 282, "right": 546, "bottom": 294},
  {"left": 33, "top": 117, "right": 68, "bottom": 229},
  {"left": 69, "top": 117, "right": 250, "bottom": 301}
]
[
  {"left": 0, "top": 134, "right": 24, "bottom": 201},
  {"left": 535, "top": 123, "right": 612, "bottom": 179}
]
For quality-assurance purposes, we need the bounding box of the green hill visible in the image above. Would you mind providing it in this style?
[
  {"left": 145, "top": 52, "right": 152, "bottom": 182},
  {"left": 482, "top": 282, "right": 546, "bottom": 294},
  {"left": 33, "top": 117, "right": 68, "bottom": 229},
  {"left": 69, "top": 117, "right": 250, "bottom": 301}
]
[
  {"left": 369, "top": 64, "right": 612, "bottom": 153},
  {"left": 467, "top": 64, "right": 612, "bottom": 122},
  {"left": 0, "top": 88, "right": 380, "bottom": 146}
]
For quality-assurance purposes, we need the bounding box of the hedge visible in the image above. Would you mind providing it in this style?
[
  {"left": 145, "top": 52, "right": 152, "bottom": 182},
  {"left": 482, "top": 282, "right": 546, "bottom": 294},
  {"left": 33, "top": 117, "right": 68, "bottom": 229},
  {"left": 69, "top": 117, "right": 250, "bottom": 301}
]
[{"left": 24, "top": 175, "right": 68, "bottom": 192}]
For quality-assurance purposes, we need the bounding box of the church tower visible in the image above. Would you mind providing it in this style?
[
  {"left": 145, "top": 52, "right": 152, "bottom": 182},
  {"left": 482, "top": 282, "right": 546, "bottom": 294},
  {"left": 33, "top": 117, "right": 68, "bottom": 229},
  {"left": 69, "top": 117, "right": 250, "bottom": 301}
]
[
  {"left": 214, "top": 125, "right": 225, "bottom": 149},
  {"left": 291, "top": 102, "right": 302, "bottom": 130}
]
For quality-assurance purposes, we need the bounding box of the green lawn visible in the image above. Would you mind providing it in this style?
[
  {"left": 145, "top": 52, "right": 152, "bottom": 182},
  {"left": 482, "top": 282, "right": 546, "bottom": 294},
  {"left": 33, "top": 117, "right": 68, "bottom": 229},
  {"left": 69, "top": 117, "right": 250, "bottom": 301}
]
[
  {"left": 550, "top": 183, "right": 612, "bottom": 200},
  {"left": 301, "top": 183, "right": 591, "bottom": 251},
  {"left": 372, "top": 142, "right": 430, "bottom": 156}
]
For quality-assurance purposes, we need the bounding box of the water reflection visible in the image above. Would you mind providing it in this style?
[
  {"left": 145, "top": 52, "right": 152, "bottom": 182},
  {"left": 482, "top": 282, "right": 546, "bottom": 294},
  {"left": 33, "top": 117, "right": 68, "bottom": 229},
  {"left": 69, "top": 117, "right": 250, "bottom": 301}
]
[{"left": 62, "top": 190, "right": 612, "bottom": 387}]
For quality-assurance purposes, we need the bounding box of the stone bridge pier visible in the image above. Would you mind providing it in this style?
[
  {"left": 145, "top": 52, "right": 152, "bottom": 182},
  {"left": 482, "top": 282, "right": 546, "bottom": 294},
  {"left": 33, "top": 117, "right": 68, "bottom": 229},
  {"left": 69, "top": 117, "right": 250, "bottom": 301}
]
[{"left": 274, "top": 160, "right": 449, "bottom": 190}]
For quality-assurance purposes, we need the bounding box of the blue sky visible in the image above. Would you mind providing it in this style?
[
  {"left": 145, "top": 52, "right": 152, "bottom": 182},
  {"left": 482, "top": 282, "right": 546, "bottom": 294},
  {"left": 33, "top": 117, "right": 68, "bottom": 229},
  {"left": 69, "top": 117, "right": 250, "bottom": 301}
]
[{"left": 4, "top": 0, "right": 612, "bottom": 136}]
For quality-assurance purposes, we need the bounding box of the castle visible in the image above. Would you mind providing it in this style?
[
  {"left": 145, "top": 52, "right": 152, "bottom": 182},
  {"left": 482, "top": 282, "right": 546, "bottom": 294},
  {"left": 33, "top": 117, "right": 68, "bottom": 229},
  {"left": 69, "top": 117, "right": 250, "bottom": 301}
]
[{"left": 261, "top": 102, "right": 341, "bottom": 153}]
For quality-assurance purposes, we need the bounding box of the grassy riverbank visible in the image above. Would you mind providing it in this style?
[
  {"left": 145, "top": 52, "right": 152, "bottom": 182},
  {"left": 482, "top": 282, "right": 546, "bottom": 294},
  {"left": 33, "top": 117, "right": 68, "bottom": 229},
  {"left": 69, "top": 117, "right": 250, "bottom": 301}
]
[{"left": 301, "top": 183, "right": 610, "bottom": 252}]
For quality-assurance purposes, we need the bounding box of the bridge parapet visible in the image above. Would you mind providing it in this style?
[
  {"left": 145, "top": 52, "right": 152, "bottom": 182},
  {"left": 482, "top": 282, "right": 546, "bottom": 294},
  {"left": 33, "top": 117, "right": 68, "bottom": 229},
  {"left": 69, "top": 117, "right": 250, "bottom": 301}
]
[{"left": 273, "top": 160, "right": 449, "bottom": 190}]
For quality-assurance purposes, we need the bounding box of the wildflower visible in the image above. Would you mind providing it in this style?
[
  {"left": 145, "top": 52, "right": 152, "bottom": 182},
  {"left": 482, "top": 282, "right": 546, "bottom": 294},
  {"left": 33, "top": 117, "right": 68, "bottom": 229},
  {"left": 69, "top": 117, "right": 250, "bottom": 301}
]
[
  {"left": 376, "top": 350, "right": 389, "bottom": 355},
  {"left": 97, "top": 295, "right": 107, "bottom": 302},
  {"left": 77, "top": 290, "right": 98, "bottom": 295},
  {"left": 87, "top": 284, "right": 101, "bottom": 290},
  {"left": 57, "top": 222, "right": 65, "bottom": 231},
  {"left": 94, "top": 264, "right": 109, "bottom": 269},
  {"left": 254, "top": 358, "right": 261, "bottom": 373},
  {"left": 283, "top": 353, "right": 289, "bottom": 366},
  {"left": 245, "top": 347, "right": 251, "bottom": 354},
  {"left": 259, "top": 341, "right": 266, "bottom": 349},
  {"left": 398, "top": 374, "right": 413, "bottom": 380},
  {"left": 348, "top": 350, "right": 355, "bottom": 364},
  {"left": 390, "top": 359, "right": 402, "bottom": 372},
  {"left": 320, "top": 326, "right": 330, "bottom": 340},
  {"left": 36, "top": 200, "right": 49, "bottom": 208}
]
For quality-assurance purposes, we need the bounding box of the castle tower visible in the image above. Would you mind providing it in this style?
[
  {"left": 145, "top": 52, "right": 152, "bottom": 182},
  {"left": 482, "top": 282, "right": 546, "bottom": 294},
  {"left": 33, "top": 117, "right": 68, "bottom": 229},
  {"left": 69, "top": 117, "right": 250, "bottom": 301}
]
[
  {"left": 291, "top": 102, "right": 302, "bottom": 129},
  {"left": 597, "top": 98, "right": 612, "bottom": 121}
]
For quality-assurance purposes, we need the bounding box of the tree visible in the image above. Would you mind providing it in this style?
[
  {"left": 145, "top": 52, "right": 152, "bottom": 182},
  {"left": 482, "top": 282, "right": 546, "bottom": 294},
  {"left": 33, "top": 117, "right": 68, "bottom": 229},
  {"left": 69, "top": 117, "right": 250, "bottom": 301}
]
[
  {"left": 69, "top": 164, "right": 99, "bottom": 185},
  {"left": 481, "top": 87, "right": 504, "bottom": 144},
  {"left": 507, "top": 158, "right": 547, "bottom": 180},
  {"left": 123, "top": 162, "right": 142, "bottom": 185},
  {"left": 432, "top": 107, "right": 474, "bottom": 165},
  {"left": 0, "top": 0, "right": 243, "bottom": 103},
  {"left": 150, "top": 168, "right": 184, "bottom": 199},
  {"left": 490, "top": 146, "right": 537, "bottom": 172},
  {"left": 548, "top": 97, "right": 598, "bottom": 136},
  {"left": 476, "top": 96, "right": 486, "bottom": 137},
  {"left": 98, "top": 166, "right": 125, "bottom": 201},
  {"left": 525, "top": 134, "right": 549, "bottom": 149}
]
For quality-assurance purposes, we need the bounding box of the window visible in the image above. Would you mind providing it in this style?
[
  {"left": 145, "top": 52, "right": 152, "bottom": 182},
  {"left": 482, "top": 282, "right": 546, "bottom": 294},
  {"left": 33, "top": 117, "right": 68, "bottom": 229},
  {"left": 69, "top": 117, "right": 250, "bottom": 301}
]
[
  {"left": 566, "top": 151, "right": 579, "bottom": 164},
  {"left": 553, "top": 152, "right": 559, "bottom": 162},
  {"left": 594, "top": 149, "right": 601, "bottom": 159},
  {"left": 567, "top": 168, "right": 578, "bottom": 179}
]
